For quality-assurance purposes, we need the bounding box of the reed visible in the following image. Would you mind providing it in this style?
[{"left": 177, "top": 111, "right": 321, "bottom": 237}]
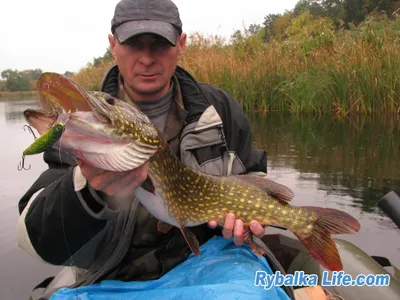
[
  {"left": 72, "top": 17, "right": 400, "bottom": 116},
  {"left": 71, "top": 60, "right": 115, "bottom": 91}
]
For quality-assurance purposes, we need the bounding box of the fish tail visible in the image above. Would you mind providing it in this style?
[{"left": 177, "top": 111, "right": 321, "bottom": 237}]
[{"left": 294, "top": 207, "right": 360, "bottom": 271}]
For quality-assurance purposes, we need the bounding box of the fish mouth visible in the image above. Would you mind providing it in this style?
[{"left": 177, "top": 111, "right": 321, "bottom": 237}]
[
  {"left": 25, "top": 73, "right": 114, "bottom": 136},
  {"left": 23, "top": 109, "right": 59, "bottom": 135},
  {"left": 22, "top": 72, "right": 160, "bottom": 171}
]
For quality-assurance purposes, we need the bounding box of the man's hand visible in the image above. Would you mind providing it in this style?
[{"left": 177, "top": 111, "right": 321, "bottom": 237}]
[
  {"left": 208, "top": 213, "right": 265, "bottom": 246},
  {"left": 77, "top": 159, "right": 149, "bottom": 198}
]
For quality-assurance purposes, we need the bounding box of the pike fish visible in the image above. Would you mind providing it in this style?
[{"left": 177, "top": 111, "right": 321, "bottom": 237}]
[{"left": 22, "top": 72, "right": 360, "bottom": 271}]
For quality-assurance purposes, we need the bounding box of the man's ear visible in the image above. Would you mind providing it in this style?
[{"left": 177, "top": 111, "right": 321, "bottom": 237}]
[
  {"left": 177, "top": 33, "right": 187, "bottom": 60},
  {"left": 108, "top": 34, "right": 118, "bottom": 59}
]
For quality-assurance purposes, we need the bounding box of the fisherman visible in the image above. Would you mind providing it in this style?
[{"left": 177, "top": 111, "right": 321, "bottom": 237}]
[{"left": 16, "top": 0, "right": 294, "bottom": 299}]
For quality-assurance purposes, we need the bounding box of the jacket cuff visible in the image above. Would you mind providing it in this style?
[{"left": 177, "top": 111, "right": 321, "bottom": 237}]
[
  {"left": 73, "top": 166, "right": 109, "bottom": 217},
  {"left": 16, "top": 188, "right": 50, "bottom": 264},
  {"left": 73, "top": 165, "right": 87, "bottom": 191}
]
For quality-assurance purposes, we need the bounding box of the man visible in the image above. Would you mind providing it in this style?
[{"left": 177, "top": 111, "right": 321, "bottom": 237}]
[{"left": 16, "top": 0, "right": 294, "bottom": 299}]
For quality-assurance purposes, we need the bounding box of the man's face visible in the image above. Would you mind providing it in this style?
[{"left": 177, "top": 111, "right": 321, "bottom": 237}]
[{"left": 109, "top": 32, "right": 186, "bottom": 101}]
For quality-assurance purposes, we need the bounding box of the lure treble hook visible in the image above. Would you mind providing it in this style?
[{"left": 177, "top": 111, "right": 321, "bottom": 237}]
[
  {"left": 23, "top": 125, "right": 37, "bottom": 140},
  {"left": 17, "top": 156, "right": 31, "bottom": 171}
]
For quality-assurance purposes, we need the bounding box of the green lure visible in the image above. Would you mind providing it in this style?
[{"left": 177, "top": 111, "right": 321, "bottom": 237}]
[
  {"left": 23, "top": 123, "right": 65, "bottom": 156},
  {"left": 18, "top": 123, "right": 66, "bottom": 170}
]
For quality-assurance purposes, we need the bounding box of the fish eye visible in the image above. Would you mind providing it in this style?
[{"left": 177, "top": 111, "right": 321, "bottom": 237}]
[{"left": 105, "top": 95, "right": 115, "bottom": 105}]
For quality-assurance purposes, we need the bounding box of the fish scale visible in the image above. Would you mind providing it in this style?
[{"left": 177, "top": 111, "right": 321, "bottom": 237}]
[{"left": 21, "top": 72, "right": 361, "bottom": 272}]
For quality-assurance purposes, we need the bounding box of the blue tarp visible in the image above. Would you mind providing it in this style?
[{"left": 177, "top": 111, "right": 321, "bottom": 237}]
[{"left": 51, "top": 236, "right": 291, "bottom": 300}]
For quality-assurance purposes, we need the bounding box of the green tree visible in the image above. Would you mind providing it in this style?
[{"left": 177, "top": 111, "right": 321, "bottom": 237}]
[
  {"left": 24, "top": 68, "right": 43, "bottom": 80},
  {"left": 285, "top": 10, "right": 335, "bottom": 38},
  {"left": 263, "top": 13, "right": 281, "bottom": 41},
  {"left": 274, "top": 12, "right": 293, "bottom": 40},
  {"left": 293, "top": 0, "right": 326, "bottom": 17},
  {"left": 247, "top": 23, "right": 262, "bottom": 35},
  {"left": 90, "top": 47, "right": 114, "bottom": 67},
  {"left": 64, "top": 71, "right": 74, "bottom": 77},
  {"left": 230, "top": 29, "right": 244, "bottom": 43},
  {"left": 318, "top": 0, "right": 346, "bottom": 25},
  {"left": 1, "top": 69, "right": 31, "bottom": 91}
]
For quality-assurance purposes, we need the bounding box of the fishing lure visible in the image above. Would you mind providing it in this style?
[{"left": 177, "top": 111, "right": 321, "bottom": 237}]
[{"left": 18, "top": 122, "right": 66, "bottom": 171}]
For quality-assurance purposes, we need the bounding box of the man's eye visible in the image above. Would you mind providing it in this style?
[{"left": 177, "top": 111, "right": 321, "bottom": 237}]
[
  {"left": 153, "top": 40, "right": 170, "bottom": 49},
  {"left": 125, "top": 39, "right": 142, "bottom": 49}
]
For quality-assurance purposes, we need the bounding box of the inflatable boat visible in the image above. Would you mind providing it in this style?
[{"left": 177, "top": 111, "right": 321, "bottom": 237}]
[{"left": 46, "top": 191, "right": 400, "bottom": 300}]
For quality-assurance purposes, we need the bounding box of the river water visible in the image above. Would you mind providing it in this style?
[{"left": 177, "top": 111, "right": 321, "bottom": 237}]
[{"left": 1, "top": 99, "right": 399, "bottom": 299}]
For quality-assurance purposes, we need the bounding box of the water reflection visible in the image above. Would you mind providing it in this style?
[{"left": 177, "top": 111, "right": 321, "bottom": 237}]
[
  {"left": 2, "top": 99, "right": 40, "bottom": 123},
  {"left": 0, "top": 99, "right": 60, "bottom": 300},
  {"left": 249, "top": 113, "right": 400, "bottom": 214},
  {"left": 0, "top": 99, "right": 399, "bottom": 299}
]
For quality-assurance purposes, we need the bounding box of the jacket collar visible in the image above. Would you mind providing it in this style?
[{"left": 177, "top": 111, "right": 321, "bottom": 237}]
[
  {"left": 101, "top": 65, "right": 205, "bottom": 152},
  {"left": 100, "top": 65, "right": 211, "bottom": 123}
]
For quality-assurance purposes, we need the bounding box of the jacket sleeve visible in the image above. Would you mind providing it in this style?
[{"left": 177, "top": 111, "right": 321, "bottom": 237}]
[
  {"left": 199, "top": 84, "right": 268, "bottom": 174},
  {"left": 16, "top": 148, "right": 116, "bottom": 267}
]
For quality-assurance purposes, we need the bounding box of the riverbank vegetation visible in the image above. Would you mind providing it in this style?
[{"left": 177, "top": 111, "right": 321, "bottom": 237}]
[
  {"left": 0, "top": 91, "right": 37, "bottom": 100},
  {"left": 184, "top": 14, "right": 400, "bottom": 116},
  {"left": 2, "top": 0, "right": 400, "bottom": 116}
]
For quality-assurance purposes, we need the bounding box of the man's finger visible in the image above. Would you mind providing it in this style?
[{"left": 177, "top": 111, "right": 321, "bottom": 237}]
[
  {"left": 90, "top": 171, "right": 126, "bottom": 192},
  {"left": 79, "top": 163, "right": 107, "bottom": 181},
  {"left": 233, "top": 219, "right": 244, "bottom": 246},
  {"left": 114, "top": 170, "right": 149, "bottom": 196},
  {"left": 250, "top": 221, "right": 265, "bottom": 238},
  {"left": 222, "top": 213, "right": 235, "bottom": 239},
  {"left": 208, "top": 220, "right": 218, "bottom": 229},
  {"left": 102, "top": 163, "right": 149, "bottom": 197}
]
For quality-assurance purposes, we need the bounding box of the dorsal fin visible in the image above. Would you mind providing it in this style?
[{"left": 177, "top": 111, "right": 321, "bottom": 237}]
[{"left": 233, "top": 175, "right": 294, "bottom": 204}]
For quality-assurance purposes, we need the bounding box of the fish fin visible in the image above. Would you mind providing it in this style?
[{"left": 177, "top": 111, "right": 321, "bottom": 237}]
[
  {"left": 244, "top": 230, "right": 265, "bottom": 257},
  {"left": 294, "top": 207, "right": 360, "bottom": 271},
  {"left": 233, "top": 175, "right": 294, "bottom": 204},
  {"left": 141, "top": 177, "right": 155, "bottom": 195},
  {"left": 179, "top": 227, "right": 200, "bottom": 256},
  {"left": 157, "top": 220, "right": 174, "bottom": 234}
]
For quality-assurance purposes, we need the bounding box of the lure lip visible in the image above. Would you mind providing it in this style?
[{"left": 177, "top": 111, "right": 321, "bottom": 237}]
[
  {"left": 23, "top": 109, "right": 59, "bottom": 136},
  {"left": 56, "top": 113, "right": 70, "bottom": 127}
]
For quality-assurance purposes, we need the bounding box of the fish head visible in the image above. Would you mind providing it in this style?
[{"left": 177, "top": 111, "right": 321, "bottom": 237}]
[
  {"left": 86, "top": 91, "right": 161, "bottom": 147},
  {"left": 27, "top": 72, "right": 161, "bottom": 145},
  {"left": 22, "top": 72, "right": 162, "bottom": 172}
]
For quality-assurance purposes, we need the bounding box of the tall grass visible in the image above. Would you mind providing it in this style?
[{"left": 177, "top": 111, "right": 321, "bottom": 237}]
[
  {"left": 71, "top": 60, "right": 115, "bottom": 91},
  {"left": 72, "top": 16, "right": 400, "bottom": 116}
]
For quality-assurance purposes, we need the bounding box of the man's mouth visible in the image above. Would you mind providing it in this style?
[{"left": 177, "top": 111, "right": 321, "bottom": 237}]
[{"left": 138, "top": 74, "right": 160, "bottom": 79}]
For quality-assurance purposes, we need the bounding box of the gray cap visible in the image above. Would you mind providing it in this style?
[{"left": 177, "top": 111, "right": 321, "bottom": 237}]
[{"left": 111, "top": 0, "right": 182, "bottom": 46}]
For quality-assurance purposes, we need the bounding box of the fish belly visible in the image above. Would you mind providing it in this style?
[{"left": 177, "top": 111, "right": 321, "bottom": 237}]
[
  {"left": 135, "top": 187, "right": 179, "bottom": 227},
  {"left": 135, "top": 187, "right": 206, "bottom": 228}
]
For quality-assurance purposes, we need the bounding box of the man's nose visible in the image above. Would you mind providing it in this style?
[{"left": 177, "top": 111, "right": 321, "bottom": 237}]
[{"left": 138, "top": 47, "right": 155, "bottom": 65}]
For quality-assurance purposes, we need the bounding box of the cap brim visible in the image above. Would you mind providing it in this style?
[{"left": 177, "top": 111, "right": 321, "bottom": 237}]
[{"left": 114, "top": 20, "right": 179, "bottom": 46}]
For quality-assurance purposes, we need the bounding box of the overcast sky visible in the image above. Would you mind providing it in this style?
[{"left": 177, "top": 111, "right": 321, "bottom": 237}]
[{"left": 0, "top": 0, "right": 298, "bottom": 75}]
